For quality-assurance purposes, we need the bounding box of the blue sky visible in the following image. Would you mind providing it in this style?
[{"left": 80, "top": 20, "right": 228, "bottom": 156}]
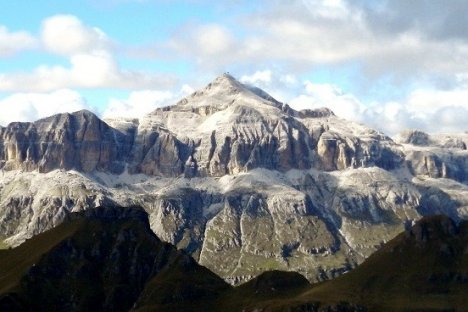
[{"left": 1, "top": 0, "right": 468, "bottom": 134}]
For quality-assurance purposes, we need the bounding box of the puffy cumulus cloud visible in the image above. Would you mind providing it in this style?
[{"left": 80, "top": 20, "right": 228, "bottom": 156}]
[
  {"left": 70, "top": 51, "right": 120, "bottom": 88},
  {"left": 102, "top": 90, "right": 175, "bottom": 119},
  {"left": 180, "top": 84, "right": 195, "bottom": 96},
  {"left": 164, "top": 1, "right": 370, "bottom": 68},
  {"left": 0, "top": 26, "right": 37, "bottom": 57},
  {"left": 280, "top": 74, "right": 298, "bottom": 86},
  {"left": 102, "top": 83, "right": 197, "bottom": 119},
  {"left": 401, "top": 88, "right": 468, "bottom": 133},
  {"left": 0, "top": 15, "right": 176, "bottom": 92},
  {"left": 41, "top": 15, "right": 110, "bottom": 55},
  {"left": 0, "top": 15, "right": 177, "bottom": 92},
  {"left": 288, "top": 80, "right": 468, "bottom": 135},
  {"left": 0, "top": 89, "right": 89, "bottom": 126},
  {"left": 0, "top": 51, "right": 172, "bottom": 92},
  {"left": 289, "top": 81, "right": 364, "bottom": 122},
  {"left": 163, "top": 0, "right": 468, "bottom": 84}
]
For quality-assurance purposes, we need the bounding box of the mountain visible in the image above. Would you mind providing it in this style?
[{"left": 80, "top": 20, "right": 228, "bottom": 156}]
[
  {"left": 2, "top": 210, "right": 464, "bottom": 311},
  {"left": 0, "top": 206, "right": 230, "bottom": 312},
  {"left": 0, "top": 73, "right": 467, "bottom": 284}
]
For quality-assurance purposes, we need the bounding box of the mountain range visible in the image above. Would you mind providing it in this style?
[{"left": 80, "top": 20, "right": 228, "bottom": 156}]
[{"left": 0, "top": 73, "right": 467, "bottom": 285}]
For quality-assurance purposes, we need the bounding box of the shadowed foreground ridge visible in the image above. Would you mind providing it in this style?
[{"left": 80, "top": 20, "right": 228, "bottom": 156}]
[
  {"left": 290, "top": 215, "right": 468, "bottom": 312},
  {"left": 0, "top": 206, "right": 230, "bottom": 312},
  {"left": 0, "top": 208, "right": 466, "bottom": 312}
]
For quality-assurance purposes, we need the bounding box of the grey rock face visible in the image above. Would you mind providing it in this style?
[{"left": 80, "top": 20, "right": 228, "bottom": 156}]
[
  {"left": 0, "top": 110, "right": 130, "bottom": 173},
  {"left": 397, "top": 131, "right": 468, "bottom": 182},
  {"left": 0, "top": 74, "right": 467, "bottom": 285},
  {"left": 397, "top": 129, "right": 431, "bottom": 146},
  {"left": 0, "top": 75, "right": 404, "bottom": 177}
]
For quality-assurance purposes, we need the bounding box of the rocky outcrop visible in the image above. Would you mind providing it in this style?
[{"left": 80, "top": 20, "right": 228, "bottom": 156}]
[
  {"left": 396, "top": 129, "right": 431, "bottom": 146},
  {"left": 403, "top": 146, "right": 467, "bottom": 182},
  {"left": 0, "top": 110, "right": 130, "bottom": 174},
  {"left": 396, "top": 130, "right": 468, "bottom": 182}
]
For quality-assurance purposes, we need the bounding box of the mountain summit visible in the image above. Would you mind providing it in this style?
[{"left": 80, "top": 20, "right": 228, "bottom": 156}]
[{"left": 171, "top": 73, "right": 283, "bottom": 111}]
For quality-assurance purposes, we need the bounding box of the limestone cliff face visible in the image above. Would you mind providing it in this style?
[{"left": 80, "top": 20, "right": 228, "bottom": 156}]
[
  {"left": 0, "top": 110, "right": 130, "bottom": 173},
  {"left": 0, "top": 74, "right": 404, "bottom": 177},
  {"left": 396, "top": 130, "right": 468, "bottom": 182}
]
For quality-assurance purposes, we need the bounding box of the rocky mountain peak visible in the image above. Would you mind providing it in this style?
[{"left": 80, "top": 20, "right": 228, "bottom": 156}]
[
  {"left": 211, "top": 72, "right": 243, "bottom": 89},
  {"left": 203, "top": 73, "right": 259, "bottom": 97},
  {"left": 396, "top": 129, "right": 431, "bottom": 146},
  {"left": 171, "top": 73, "right": 282, "bottom": 112},
  {"left": 35, "top": 109, "right": 99, "bottom": 124}
]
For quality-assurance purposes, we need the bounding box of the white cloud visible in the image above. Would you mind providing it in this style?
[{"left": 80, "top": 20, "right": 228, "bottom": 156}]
[
  {"left": 289, "top": 81, "right": 364, "bottom": 121},
  {"left": 0, "top": 52, "right": 116, "bottom": 91},
  {"left": 0, "top": 89, "right": 89, "bottom": 126},
  {"left": 180, "top": 84, "right": 195, "bottom": 96},
  {"left": 288, "top": 80, "right": 468, "bottom": 135},
  {"left": 0, "top": 26, "right": 37, "bottom": 57},
  {"left": 0, "top": 15, "right": 176, "bottom": 92},
  {"left": 102, "top": 90, "right": 174, "bottom": 119},
  {"left": 169, "top": 24, "right": 236, "bottom": 68},
  {"left": 163, "top": 1, "right": 468, "bottom": 85},
  {"left": 280, "top": 74, "right": 298, "bottom": 85},
  {"left": 195, "top": 24, "right": 234, "bottom": 56},
  {"left": 301, "top": 0, "right": 350, "bottom": 19},
  {"left": 41, "top": 15, "right": 110, "bottom": 55},
  {"left": 70, "top": 51, "right": 119, "bottom": 88},
  {"left": 240, "top": 70, "right": 272, "bottom": 86}
]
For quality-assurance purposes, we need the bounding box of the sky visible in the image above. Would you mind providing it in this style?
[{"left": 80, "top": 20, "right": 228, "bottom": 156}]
[{"left": 1, "top": 0, "right": 467, "bottom": 135}]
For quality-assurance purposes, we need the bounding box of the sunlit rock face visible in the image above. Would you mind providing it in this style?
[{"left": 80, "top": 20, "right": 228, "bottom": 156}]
[{"left": 0, "top": 74, "right": 467, "bottom": 284}]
